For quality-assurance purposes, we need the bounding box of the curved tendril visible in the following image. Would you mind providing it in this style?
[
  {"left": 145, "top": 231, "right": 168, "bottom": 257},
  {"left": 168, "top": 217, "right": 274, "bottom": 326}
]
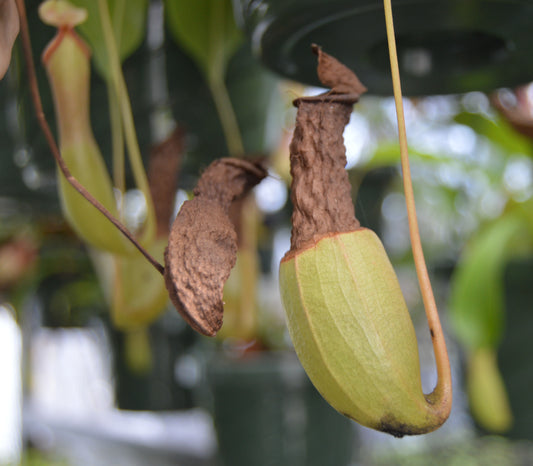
[{"left": 383, "top": 0, "right": 452, "bottom": 410}]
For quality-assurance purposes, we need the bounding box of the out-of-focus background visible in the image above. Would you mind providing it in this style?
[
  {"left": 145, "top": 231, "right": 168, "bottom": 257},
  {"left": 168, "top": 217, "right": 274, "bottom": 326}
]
[{"left": 3, "top": 0, "right": 533, "bottom": 464}]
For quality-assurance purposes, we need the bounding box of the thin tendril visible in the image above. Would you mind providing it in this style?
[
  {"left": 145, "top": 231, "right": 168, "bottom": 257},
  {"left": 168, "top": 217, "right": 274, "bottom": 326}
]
[{"left": 383, "top": 0, "right": 452, "bottom": 408}]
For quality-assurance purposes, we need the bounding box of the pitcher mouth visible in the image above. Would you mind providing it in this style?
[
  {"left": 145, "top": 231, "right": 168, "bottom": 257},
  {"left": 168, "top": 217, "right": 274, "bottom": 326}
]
[{"left": 42, "top": 26, "right": 90, "bottom": 64}]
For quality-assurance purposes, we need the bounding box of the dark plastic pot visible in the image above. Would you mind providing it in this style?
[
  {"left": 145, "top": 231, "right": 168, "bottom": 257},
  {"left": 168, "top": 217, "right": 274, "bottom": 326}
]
[
  {"left": 206, "top": 351, "right": 355, "bottom": 466},
  {"left": 233, "top": 0, "right": 533, "bottom": 96}
]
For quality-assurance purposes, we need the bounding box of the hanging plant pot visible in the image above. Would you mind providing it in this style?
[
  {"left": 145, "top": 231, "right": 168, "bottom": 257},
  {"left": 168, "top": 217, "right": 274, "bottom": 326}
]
[
  {"left": 234, "top": 0, "right": 533, "bottom": 95},
  {"left": 205, "top": 352, "right": 355, "bottom": 466}
]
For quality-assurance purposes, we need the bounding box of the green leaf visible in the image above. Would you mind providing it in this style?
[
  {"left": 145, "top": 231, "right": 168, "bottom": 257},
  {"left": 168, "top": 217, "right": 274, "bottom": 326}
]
[
  {"left": 467, "top": 347, "right": 512, "bottom": 433},
  {"left": 164, "top": 0, "right": 245, "bottom": 157},
  {"left": 454, "top": 112, "right": 533, "bottom": 157},
  {"left": 69, "top": 0, "right": 148, "bottom": 77},
  {"left": 164, "top": 0, "right": 242, "bottom": 80},
  {"left": 449, "top": 214, "right": 527, "bottom": 350},
  {"left": 228, "top": 47, "right": 283, "bottom": 154},
  {"left": 512, "top": 196, "right": 533, "bottom": 240}
]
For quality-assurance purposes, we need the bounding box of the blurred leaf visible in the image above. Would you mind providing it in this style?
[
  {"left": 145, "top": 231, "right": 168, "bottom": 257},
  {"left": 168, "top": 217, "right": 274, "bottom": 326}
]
[
  {"left": 467, "top": 347, "right": 513, "bottom": 433},
  {"left": 164, "top": 0, "right": 242, "bottom": 80},
  {"left": 449, "top": 213, "right": 528, "bottom": 349},
  {"left": 69, "top": 0, "right": 148, "bottom": 77},
  {"left": 165, "top": 0, "right": 245, "bottom": 156},
  {"left": 164, "top": 37, "right": 282, "bottom": 161},
  {"left": 454, "top": 112, "right": 533, "bottom": 156},
  {"left": 365, "top": 142, "right": 442, "bottom": 171},
  {"left": 510, "top": 196, "right": 533, "bottom": 241},
  {"left": 124, "top": 327, "right": 152, "bottom": 373},
  {"left": 91, "top": 238, "right": 168, "bottom": 329},
  {"left": 228, "top": 47, "right": 283, "bottom": 154}
]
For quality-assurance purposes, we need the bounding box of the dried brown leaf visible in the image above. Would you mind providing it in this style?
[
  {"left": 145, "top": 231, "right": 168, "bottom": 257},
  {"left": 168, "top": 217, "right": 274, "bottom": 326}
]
[
  {"left": 148, "top": 127, "right": 186, "bottom": 237},
  {"left": 312, "top": 44, "right": 367, "bottom": 96},
  {"left": 164, "top": 158, "right": 266, "bottom": 336}
]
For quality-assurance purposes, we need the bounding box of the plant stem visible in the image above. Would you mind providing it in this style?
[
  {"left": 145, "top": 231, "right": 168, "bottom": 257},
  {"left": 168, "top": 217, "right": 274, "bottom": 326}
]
[
  {"left": 109, "top": 0, "right": 126, "bottom": 194},
  {"left": 383, "top": 0, "right": 452, "bottom": 408},
  {"left": 234, "top": 195, "right": 259, "bottom": 339},
  {"left": 205, "top": 0, "right": 244, "bottom": 159},
  {"left": 15, "top": 0, "right": 164, "bottom": 276},
  {"left": 208, "top": 74, "right": 245, "bottom": 158},
  {"left": 112, "top": 0, "right": 126, "bottom": 49},
  {"left": 108, "top": 84, "right": 125, "bottom": 194},
  {"left": 97, "top": 0, "right": 156, "bottom": 243}
]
